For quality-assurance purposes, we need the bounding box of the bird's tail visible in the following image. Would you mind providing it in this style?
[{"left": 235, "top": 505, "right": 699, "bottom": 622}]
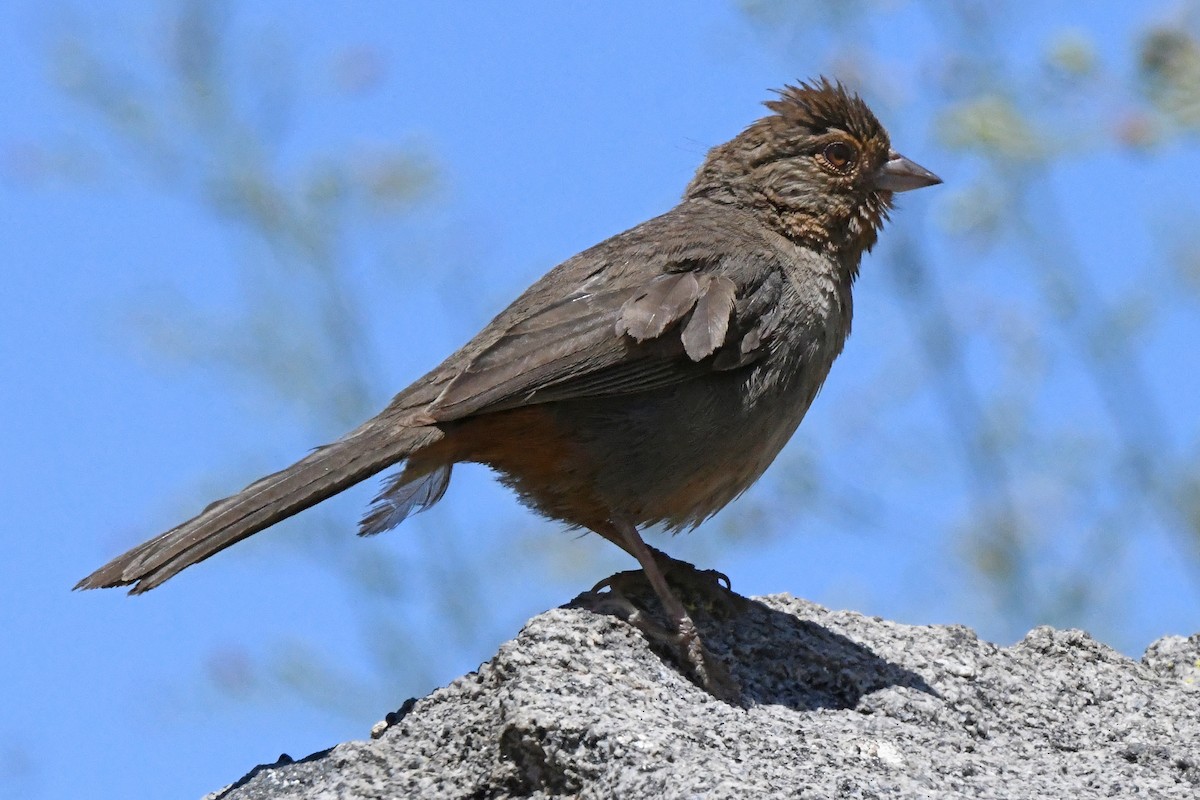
[{"left": 75, "top": 418, "right": 443, "bottom": 594}]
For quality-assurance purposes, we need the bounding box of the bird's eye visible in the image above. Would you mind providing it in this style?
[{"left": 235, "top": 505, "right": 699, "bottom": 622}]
[{"left": 822, "top": 141, "right": 856, "bottom": 172}]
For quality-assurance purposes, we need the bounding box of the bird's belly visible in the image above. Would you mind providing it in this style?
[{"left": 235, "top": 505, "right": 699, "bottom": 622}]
[
  {"left": 545, "top": 370, "right": 817, "bottom": 530},
  {"left": 425, "top": 364, "right": 821, "bottom": 533}
]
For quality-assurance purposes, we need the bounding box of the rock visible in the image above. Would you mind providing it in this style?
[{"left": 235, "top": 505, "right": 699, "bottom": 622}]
[{"left": 206, "top": 594, "right": 1200, "bottom": 799}]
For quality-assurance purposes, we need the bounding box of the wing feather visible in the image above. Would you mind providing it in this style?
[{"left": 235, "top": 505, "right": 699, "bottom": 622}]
[
  {"left": 681, "top": 276, "right": 737, "bottom": 361},
  {"left": 422, "top": 210, "right": 789, "bottom": 421}
]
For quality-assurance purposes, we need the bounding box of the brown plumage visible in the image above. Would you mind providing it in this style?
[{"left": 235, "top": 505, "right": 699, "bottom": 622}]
[{"left": 77, "top": 78, "right": 940, "bottom": 699}]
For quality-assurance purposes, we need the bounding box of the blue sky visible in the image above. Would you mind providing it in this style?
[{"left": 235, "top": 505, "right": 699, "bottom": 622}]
[{"left": 3, "top": 2, "right": 1199, "bottom": 798}]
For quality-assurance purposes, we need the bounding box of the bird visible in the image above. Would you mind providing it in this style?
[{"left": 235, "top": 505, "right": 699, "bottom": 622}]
[{"left": 77, "top": 78, "right": 940, "bottom": 699}]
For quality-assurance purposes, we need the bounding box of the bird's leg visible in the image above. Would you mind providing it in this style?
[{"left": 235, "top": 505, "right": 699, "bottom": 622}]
[
  {"left": 612, "top": 521, "right": 697, "bottom": 640},
  {"left": 585, "top": 518, "right": 740, "bottom": 702}
]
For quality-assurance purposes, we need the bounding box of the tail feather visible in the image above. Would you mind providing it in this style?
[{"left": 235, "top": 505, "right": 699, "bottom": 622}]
[
  {"left": 75, "top": 419, "right": 443, "bottom": 594},
  {"left": 359, "top": 464, "right": 453, "bottom": 537}
]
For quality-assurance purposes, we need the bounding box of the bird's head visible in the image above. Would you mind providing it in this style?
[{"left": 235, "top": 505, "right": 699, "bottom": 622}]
[{"left": 686, "top": 78, "right": 940, "bottom": 259}]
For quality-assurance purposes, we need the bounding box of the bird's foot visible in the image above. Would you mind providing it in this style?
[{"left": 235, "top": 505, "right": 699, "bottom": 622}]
[
  {"left": 669, "top": 612, "right": 740, "bottom": 703},
  {"left": 652, "top": 553, "right": 750, "bottom": 617},
  {"left": 594, "top": 552, "right": 748, "bottom": 617},
  {"left": 582, "top": 569, "right": 741, "bottom": 704}
]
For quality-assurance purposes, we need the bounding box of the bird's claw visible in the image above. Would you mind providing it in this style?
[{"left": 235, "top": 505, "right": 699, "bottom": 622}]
[
  {"left": 657, "top": 557, "right": 748, "bottom": 617},
  {"left": 579, "top": 569, "right": 743, "bottom": 704}
]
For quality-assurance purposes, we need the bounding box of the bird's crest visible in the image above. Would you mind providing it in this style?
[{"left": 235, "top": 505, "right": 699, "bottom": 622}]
[{"left": 765, "top": 78, "right": 885, "bottom": 144}]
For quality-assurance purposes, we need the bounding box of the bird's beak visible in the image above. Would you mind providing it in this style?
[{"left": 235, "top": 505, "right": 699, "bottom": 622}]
[{"left": 874, "top": 150, "right": 942, "bottom": 193}]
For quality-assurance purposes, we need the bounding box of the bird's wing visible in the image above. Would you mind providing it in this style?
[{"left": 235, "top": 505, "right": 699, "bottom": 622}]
[{"left": 425, "top": 216, "right": 786, "bottom": 421}]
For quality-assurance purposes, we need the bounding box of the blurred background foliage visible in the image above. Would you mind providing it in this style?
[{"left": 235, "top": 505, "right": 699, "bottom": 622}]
[{"left": 25, "top": 0, "right": 1200, "bottom": 722}]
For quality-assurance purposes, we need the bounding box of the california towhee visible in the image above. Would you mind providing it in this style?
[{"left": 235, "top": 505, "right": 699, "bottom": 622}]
[{"left": 78, "top": 79, "right": 940, "bottom": 699}]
